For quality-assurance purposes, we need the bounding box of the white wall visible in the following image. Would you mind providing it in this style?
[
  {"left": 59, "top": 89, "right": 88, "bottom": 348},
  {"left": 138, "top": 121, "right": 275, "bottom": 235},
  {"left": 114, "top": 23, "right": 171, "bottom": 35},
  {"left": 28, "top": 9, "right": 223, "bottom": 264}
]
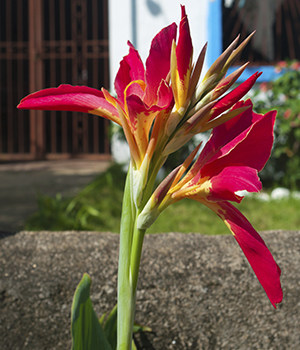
[
  {"left": 108, "top": 0, "right": 210, "bottom": 91},
  {"left": 108, "top": 0, "right": 211, "bottom": 164}
]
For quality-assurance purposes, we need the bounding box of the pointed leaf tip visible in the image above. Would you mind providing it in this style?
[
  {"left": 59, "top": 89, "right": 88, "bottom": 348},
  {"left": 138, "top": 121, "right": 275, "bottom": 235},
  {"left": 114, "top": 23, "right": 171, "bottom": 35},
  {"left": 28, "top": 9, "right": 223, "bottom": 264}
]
[{"left": 71, "top": 273, "right": 112, "bottom": 350}]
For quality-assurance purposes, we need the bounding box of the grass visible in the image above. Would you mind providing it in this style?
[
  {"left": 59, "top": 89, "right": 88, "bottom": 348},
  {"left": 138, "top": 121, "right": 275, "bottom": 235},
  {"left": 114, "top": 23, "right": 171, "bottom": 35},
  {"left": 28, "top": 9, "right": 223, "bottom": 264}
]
[
  {"left": 148, "top": 197, "right": 300, "bottom": 234},
  {"left": 25, "top": 163, "right": 300, "bottom": 234}
]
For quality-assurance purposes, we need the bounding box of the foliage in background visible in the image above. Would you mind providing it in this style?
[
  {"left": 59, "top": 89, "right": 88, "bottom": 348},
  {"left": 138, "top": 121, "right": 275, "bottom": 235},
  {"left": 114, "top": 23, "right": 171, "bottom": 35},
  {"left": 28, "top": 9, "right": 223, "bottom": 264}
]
[
  {"left": 25, "top": 163, "right": 300, "bottom": 234},
  {"left": 25, "top": 164, "right": 125, "bottom": 232},
  {"left": 253, "top": 61, "right": 300, "bottom": 189}
]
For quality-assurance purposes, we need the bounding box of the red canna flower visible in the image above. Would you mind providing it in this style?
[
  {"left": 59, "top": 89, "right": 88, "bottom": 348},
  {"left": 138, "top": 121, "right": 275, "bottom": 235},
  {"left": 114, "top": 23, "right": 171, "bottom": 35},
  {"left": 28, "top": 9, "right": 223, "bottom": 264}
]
[
  {"left": 18, "top": 22, "right": 176, "bottom": 169},
  {"left": 138, "top": 100, "right": 282, "bottom": 308},
  {"left": 18, "top": 6, "right": 283, "bottom": 347},
  {"left": 18, "top": 6, "right": 257, "bottom": 171}
]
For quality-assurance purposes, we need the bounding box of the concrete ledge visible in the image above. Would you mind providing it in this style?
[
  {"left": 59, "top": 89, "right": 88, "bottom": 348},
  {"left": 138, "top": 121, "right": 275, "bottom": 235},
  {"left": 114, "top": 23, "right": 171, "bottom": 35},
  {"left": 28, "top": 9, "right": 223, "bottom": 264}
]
[{"left": 1, "top": 230, "right": 299, "bottom": 349}]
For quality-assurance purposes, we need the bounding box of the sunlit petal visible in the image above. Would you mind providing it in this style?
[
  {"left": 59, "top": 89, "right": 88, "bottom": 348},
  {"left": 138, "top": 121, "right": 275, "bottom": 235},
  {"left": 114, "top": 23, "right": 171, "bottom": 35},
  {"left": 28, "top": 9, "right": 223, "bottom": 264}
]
[
  {"left": 143, "top": 22, "right": 177, "bottom": 106},
  {"left": 17, "top": 84, "right": 120, "bottom": 125},
  {"left": 202, "top": 200, "right": 283, "bottom": 308},
  {"left": 114, "top": 42, "right": 145, "bottom": 102}
]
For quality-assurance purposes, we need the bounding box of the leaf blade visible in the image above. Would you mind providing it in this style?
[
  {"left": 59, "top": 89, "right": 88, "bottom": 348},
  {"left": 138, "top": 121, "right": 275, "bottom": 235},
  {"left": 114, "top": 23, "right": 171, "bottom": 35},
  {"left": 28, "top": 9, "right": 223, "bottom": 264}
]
[{"left": 71, "top": 273, "right": 112, "bottom": 350}]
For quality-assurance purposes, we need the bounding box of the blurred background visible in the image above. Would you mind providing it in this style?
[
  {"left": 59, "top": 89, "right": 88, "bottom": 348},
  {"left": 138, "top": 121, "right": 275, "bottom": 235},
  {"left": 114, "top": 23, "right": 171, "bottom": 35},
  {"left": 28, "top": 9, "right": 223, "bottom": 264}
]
[{"left": 0, "top": 0, "right": 299, "bottom": 233}]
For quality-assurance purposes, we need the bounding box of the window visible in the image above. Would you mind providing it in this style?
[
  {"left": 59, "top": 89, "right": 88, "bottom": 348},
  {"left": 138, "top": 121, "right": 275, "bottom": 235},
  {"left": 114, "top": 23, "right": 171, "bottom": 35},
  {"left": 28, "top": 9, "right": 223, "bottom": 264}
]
[
  {"left": 207, "top": 0, "right": 300, "bottom": 81},
  {"left": 223, "top": 0, "right": 300, "bottom": 64}
]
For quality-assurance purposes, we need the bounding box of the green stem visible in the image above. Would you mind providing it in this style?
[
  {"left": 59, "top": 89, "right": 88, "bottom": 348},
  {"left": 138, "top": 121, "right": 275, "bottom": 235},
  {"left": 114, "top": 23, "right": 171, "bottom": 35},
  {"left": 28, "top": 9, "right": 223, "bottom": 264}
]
[
  {"left": 130, "top": 224, "right": 146, "bottom": 294},
  {"left": 117, "top": 164, "right": 135, "bottom": 350},
  {"left": 117, "top": 163, "right": 146, "bottom": 350}
]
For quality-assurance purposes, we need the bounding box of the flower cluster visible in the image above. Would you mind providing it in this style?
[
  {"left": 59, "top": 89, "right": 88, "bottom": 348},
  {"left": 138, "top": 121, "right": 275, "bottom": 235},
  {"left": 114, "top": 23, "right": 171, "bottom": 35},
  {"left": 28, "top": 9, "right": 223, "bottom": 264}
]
[
  {"left": 19, "top": 7, "right": 256, "bottom": 170},
  {"left": 18, "top": 5, "right": 282, "bottom": 310}
]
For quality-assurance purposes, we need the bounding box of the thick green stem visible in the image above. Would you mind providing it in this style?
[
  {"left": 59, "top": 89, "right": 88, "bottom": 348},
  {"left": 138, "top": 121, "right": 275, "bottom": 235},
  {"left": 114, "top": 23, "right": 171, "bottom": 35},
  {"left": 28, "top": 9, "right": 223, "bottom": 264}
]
[
  {"left": 117, "top": 164, "right": 135, "bottom": 350},
  {"left": 117, "top": 163, "right": 146, "bottom": 350},
  {"left": 130, "top": 224, "right": 146, "bottom": 294}
]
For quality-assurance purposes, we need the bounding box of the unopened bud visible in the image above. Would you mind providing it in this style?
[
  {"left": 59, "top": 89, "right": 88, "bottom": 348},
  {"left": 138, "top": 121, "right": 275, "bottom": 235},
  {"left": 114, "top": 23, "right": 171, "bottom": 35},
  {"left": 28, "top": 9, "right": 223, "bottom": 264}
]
[{"left": 137, "top": 167, "right": 180, "bottom": 229}]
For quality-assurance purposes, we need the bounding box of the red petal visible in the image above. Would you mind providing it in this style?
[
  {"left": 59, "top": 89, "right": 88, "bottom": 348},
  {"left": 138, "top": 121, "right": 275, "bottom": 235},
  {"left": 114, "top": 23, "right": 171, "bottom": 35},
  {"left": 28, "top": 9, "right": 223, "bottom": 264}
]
[
  {"left": 125, "top": 81, "right": 145, "bottom": 100},
  {"left": 126, "top": 94, "right": 156, "bottom": 157},
  {"left": 144, "top": 23, "right": 177, "bottom": 106},
  {"left": 114, "top": 42, "right": 145, "bottom": 102},
  {"left": 126, "top": 94, "right": 148, "bottom": 128},
  {"left": 176, "top": 5, "right": 193, "bottom": 81},
  {"left": 208, "top": 166, "right": 262, "bottom": 202},
  {"left": 156, "top": 80, "right": 174, "bottom": 109},
  {"left": 205, "top": 201, "right": 282, "bottom": 308},
  {"left": 211, "top": 72, "right": 262, "bottom": 119},
  {"left": 17, "top": 84, "right": 119, "bottom": 122},
  {"left": 198, "top": 101, "right": 276, "bottom": 173}
]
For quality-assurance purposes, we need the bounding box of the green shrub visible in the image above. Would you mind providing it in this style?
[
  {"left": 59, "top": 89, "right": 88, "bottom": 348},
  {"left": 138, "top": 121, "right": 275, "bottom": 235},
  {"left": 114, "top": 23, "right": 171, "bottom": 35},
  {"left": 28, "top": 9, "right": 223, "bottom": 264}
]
[
  {"left": 25, "top": 164, "right": 126, "bottom": 232},
  {"left": 253, "top": 61, "right": 300, "bottom": 189}
]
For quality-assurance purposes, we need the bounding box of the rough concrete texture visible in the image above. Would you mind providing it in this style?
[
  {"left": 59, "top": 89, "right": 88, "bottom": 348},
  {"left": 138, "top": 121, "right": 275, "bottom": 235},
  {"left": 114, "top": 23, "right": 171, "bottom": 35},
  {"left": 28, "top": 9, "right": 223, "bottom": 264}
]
[{"left": 1, "top": 230, "right": 299, "bottom": 350}]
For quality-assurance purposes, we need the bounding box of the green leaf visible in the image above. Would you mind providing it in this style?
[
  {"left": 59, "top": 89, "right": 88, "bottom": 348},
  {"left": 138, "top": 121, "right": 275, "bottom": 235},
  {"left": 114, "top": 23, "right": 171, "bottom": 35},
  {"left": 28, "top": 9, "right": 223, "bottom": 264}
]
[
  {"left": 102, "top": 305, "right": 118, "bottom": 350},
  {"left": 71, "top": 273, "right": 112, "bottom": 350},
  {"left": 133, "top": 323, "right": 152, "bottom": 333},
  {"left": 99, "top": 304, "right": 151, "bottom": 349},
  {"left": 132, "top": 340, "right": 137, "bottom": 350}
]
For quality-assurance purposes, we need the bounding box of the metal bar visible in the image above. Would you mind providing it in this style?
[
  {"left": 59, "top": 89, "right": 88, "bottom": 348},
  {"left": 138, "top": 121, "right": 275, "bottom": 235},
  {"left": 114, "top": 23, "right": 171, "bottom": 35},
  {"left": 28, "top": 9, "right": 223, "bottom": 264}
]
[
  {"left": 81, "top": 0, "right": 89, "bottom": 153},
  {"left": 0, "top": 153, "right": 37, "bottom": 161},
  {"left": 103, "top": 0, "right": 109, "bottom": 40},
  {"left": 35, "top": 0, "right": 45, "bottom": 158},
  {"left": 6, "top": 0, "right": 13, "bottom": 153},
  {"left": 72, "top": 0, "right": 79, "bottom": 154},
  {"left": 261, "top": 1, "right": 268, "bottom": 61},
  {"left": 284, "top": 0, "right": 296, "bottom": 59},
  {"left": 0, "top": 67, "right": 2, "bottom": 153},
  {"left": 17, "top": 0, "right": 25, "bottom": 153},
  {"left": 91, "top": 0, "right": 99, "bottom": 153},
  {"left": 275, "top": 1, "right": 282, "bottom": 61},
  {"left": 28, "top": 0, "right": 44, "bottom": 159},
  {"left": 103, "top": 0, "right": 110, "bottom": 154},
  {"left": 43, "top": 153, "right": 111, "bottom": 161},
  {"left": 0, "top": 0, "right": 5, "bottom": 153},
  {"left": 48, "top": 0, "right": 57, "bottom": 153},
  {"left": 29, "top": 0, "right": 37, "bottom": 156},
  {"left": 104, "top": 120, "right": 110, "bottom": 154},
  {"left": 288, "top": 0, "right": 299, "bottom": 58},
  {"left": 60, "top": 0, "right": 68, "bottom": 153}
]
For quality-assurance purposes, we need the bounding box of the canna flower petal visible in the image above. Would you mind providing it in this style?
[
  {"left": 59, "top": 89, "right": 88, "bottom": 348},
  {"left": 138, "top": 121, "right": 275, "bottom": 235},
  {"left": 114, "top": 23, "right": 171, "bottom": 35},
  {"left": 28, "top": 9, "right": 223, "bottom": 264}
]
[
  {"left": 17, "top": 84, "right": 120, "bottom": 125},
  {"left": 202, "top": 35, "right": 240, "bottom": 82},
  {"left": 143, "top": 22, "right": 177, "bottom": 106},
  {"left": 211, "top": 63, "right": 248, "bottom": 100},
  {"left": 222, "top": 31, "right": 256, "bottom": 73},
  {"left": 177, "top": 100, "right": 273, "bottom": 186},
  {"left": 208, "top": 166, "right": 262, "bottom": 203},
  {"left": 171, "top": 5, "right": 193, "bottom": 110},
  {"left": 211, "top": 72, "right": 262, "bottom": 119},
  {"left": 176, "top": 6, "right": 193, "bottom": 85},
  {"left": 124, "top": 80, "right": 173, "bottom": 159},
  {"left": 201, "top": 101, "right": 276, "bottom": 175},
  {"left": 156, "top": 80, "right": 174, "bottom": 110},
  {"left": 137, "top": 166, "right": 181, "bottom": 230},
  {"left": 201, "top": 200, "right": 282, "bottom": 308},
  {"left": 114, "top": 42, "right": 145, "bottom": 103},
  {"left": 187, "top": 43, "right": 207, "bottom": 101},
  {"left": 192, "top": 100, "right": 276, "bottom": 170},
  {"left": 126, "top": 94, "right": 156, "bottom": 158}
]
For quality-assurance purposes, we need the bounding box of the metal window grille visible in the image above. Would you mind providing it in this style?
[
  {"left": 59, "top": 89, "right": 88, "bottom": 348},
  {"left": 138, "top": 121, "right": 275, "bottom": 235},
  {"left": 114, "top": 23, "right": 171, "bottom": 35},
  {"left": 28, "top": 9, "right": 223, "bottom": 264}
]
[
  {"left": 0, "top": 0, "right": 110, "bottom": 161},
  {"left": 222, "top": 0, "right": 300, "bottom": 65}
]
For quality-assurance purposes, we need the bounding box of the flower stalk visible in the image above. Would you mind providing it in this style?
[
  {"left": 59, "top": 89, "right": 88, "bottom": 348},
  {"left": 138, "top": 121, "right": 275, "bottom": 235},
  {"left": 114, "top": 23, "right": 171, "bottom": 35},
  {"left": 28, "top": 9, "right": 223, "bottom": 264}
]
[{"left": 117, "top": 162, "right": 147, "bottom": 350}]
